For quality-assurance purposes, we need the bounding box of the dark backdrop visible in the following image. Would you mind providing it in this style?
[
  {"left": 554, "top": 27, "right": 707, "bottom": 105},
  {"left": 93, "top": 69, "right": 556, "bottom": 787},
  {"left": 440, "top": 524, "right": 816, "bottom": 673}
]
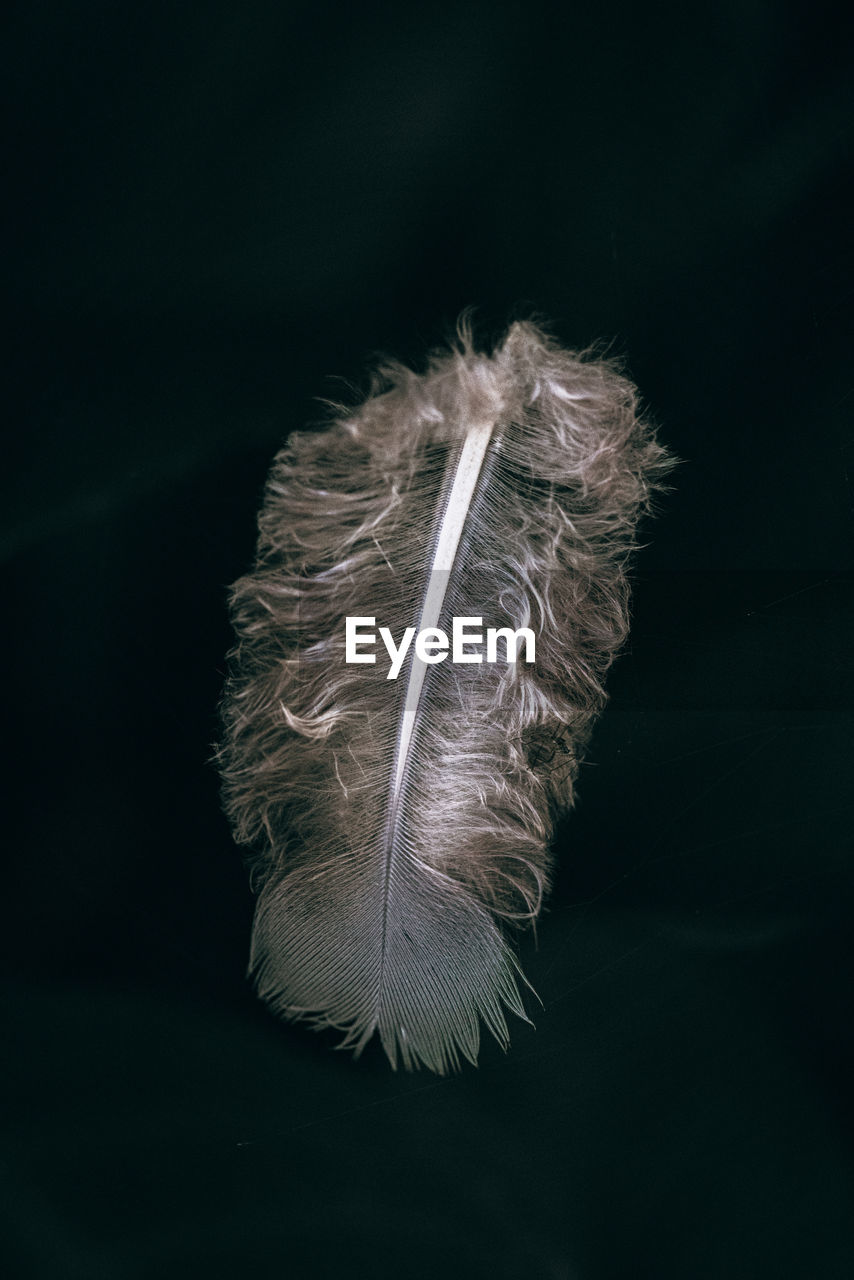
[{"left": 3, "top": 3, "right": 853, "bottom": 1277}]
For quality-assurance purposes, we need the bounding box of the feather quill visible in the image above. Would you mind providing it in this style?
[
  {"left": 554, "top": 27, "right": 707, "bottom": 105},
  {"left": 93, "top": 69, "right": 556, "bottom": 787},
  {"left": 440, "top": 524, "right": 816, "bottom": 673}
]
[{"left": 218, "top": 319, "right": 674, "bottom": 1072}]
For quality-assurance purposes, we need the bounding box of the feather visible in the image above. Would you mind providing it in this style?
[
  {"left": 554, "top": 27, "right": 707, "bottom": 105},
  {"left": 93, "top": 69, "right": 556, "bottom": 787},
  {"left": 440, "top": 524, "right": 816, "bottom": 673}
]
[{"left": 217, "top": 319, "right": 675, "bottom": 1073}]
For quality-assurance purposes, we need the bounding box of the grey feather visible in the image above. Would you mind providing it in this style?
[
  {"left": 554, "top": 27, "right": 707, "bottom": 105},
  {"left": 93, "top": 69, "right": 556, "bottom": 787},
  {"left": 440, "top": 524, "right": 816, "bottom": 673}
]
[{"left": 217, "top": 319, "right": 675, "bottom": 1073}]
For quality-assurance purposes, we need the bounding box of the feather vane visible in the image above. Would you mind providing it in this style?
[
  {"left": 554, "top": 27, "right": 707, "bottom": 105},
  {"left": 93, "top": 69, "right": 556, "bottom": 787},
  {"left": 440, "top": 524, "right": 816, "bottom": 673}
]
[{"left": 218, "top": 320, "right": 674, "bottom": 1072}]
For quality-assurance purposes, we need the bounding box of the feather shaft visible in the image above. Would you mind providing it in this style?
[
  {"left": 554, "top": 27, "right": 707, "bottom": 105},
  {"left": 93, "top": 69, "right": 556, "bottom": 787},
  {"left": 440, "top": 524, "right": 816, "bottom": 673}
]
[{"left": 393, "top": 416, "right": 495, "bottom": 800}]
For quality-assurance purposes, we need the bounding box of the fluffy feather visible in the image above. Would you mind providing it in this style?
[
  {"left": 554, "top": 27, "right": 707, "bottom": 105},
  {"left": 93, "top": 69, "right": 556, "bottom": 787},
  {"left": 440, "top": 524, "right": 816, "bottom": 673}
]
[{"left": 217, "top": 319, "right": 674, "bottom": 1072}]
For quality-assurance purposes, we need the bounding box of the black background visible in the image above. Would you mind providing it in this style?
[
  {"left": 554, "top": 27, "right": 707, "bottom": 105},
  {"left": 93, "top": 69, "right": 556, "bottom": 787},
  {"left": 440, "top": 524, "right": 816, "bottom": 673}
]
[{"left": 3, "top": 2, "right": 853, "bottom": 1277}]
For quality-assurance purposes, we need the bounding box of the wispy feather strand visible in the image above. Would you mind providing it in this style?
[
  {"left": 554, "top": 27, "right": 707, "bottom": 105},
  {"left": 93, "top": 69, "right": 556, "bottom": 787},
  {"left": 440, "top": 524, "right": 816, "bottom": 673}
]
[{"left": 217, "top": 319, "right": 675, "bottom": 1072}]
